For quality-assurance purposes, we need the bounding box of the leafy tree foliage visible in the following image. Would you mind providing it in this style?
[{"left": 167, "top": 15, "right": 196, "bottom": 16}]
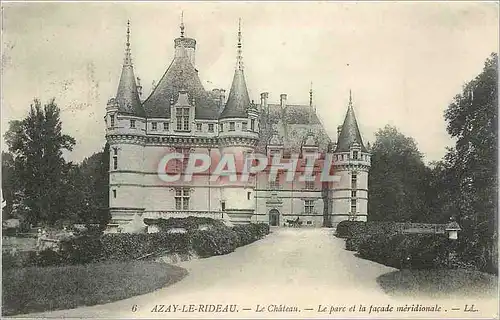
[{"left": 368, "top": 125, "right": 431, "bottom": 222}]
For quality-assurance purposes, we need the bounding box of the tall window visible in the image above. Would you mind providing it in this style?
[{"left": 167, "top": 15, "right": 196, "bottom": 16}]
[
  {"left": 110, "top": 115, "right": 115, "bottom": 127},
  {"left": 176, "top": 107, "right": 190, "bottom": 131},
  {"left": 250, "top": 119, "right": 255, "bottom": 131},
  {"left": 196, "top": 123, "right": 202, "bottom": 132},
  {"left": 304, "top": 200, "right": 314, "bottom": 214},
  {"left": 242, "top": 122, "right": 247, "bottom": 131},
  {"left": 221, "top": 200, "right": 226, "bottom": 211},
  {"left": 247, "top": 192, "right": 251, "bottom": 200},
  {"left": 351, "top": 173, "right": 357, "bottom": 189},
  {"left": 208, "top": 124, "right": 214, "bottom": 133},
  {"left": 151, "top": 122, "right": 157, "bottom": 131},
  {"left": 351, "top": 199, "right": 357, "bottom": 214},
  {"left": 112, "top": 189, "right": 116, "bottom": 198},
  {"left": 112, "top": 148, "right": 118, "bottom": 170},
  {"left": 229, "top": 122, "right": 235, "bottom": 131},
  {"left": 130, "top": 119, "right": 136, "bottom": 128},
  {"left": 175, "top": 188, "right": 190, "bottom": 210},
  {"left": 164, "top": 122, "right": 169, "bottom": 131},
  {"left": 219, "top": 123, "right": 223, "bottom": 132}
]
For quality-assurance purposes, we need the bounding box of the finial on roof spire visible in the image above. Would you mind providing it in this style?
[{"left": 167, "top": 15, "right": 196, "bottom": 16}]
[
  {"left": 349, "top": 89, "right": 353, "bottom": 107},
  {"left": 180, "top": 11, "right": 185, "bottom": 37},
  {"left": 236, "top": 18, "right": 243, "bottom": 71},
  {"left": 124, "top": 20, "right": 132, "bottom": 66},
  {"left": 309, "top": 82, "right": 313, "bottom": 108}
]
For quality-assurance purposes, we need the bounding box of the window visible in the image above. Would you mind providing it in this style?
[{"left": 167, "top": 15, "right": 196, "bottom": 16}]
[
  {"left": 219, "top": 123, "right": 223, "bottom": 132},
  {"left": 305, "top": 180, "right": 315, "bottom": 190},
  {"left": 304, "top": 200, "right": 314, "bottom": 214},
  {"left": 164, "top": 122, "right": 169, "bottom": 131},
  {"left": 176, "top": 107, "right": 190, "bottom": 131},
  {"left": 221, "top": 201, "right": 226, "bottom": 211},
  {"left": 242, "top": 122, "right": 247, "bottom": 131},
  {"left": 351, "top": 173, "right": 357, "bottom": 189},
  {"left": 175, "top": 188, "right": 190, "bottom": 210},
  {"left": 269, "top": 175, "right": 280, "bottom": 190},
  {"left": 130, "top": 119, "right": 136, "bottom": 128},
  {"left": 208, "top": 124, "right": 214, "bottom": 132},
  {"left": 307, "top": 221, "right": 312, "bottom": 225},
  {"left": 196, "top": 123, "right": 202, "bottom": 132},
  {"left": 229, "top": 122, "right": 235, "bottom": 131},
  {"left": 247, "top": 192, "right": 251, "bottom": 200},
  {"left": 250, "top": 119, "right": 255, "bottom": 131},
  {"left": 112, "top": 148, "right": 118, "bottom": 170},
  {"left": 351, "top": 199, "right": 357, "bottom": 213},
  {"left": 112, "top": 189, "right": 116, "bottom": 198},
  {"left": 110, "top": 115, "right": 115, "bottom": 127},
  {"left": 152, "top": 122, "right": 157, "bottom": 131},
  {"left": 351, "top": 190, "right": 357, "bottom": 198},
  {"left": 353, "top": 151, "right": 359, "bottom": 160}
]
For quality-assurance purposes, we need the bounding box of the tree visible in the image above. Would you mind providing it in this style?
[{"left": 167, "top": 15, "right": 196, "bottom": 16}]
[
  {"left": 2, "top": 152, "right": 17, "bottom": 219},
  {"left": 441, "top": 53, "right": 498, "bottom": 272},
  {"left": 5, "top": 99, "right": 76, "bottom": 226},
  {"left": 368, "top": 125, "right": 431, "bottom": 222}
]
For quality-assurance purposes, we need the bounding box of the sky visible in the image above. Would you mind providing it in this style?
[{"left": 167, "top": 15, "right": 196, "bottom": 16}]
[{"left": 2, "top": 2, "right": 498, "bottom": 164}]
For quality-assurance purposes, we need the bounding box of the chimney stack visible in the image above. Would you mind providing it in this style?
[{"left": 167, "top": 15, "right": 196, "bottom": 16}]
[
  {"left": 280, "top": 93, "right": 287, "bottom": 107},
  {"left": 260, "top": 92, "right": 269, "bottom": 109}
]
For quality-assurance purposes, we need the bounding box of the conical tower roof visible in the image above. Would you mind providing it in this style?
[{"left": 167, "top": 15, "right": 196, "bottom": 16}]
[
  {"left": 335, "top": 91, "right": 367, "bottom": 152},
  {"left": 115, "top": 21, "right": 144, "bottom": 117},
  {"left": 219, "top": 19, "right": 250, "bottom": 120}
]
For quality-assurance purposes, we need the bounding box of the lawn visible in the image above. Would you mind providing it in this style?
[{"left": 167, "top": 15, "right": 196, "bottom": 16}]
[
  {"left": 377, "top": 269, "right": 498, "bottom": 298},
  {"left": 2, "top": 261, "right": 188, "bottom": 316}
]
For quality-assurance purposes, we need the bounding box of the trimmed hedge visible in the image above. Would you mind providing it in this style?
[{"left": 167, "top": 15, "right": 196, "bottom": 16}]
[
  {"left": 2, "top": 221, "right": 270, "bottom": 269},
  {"left": 335, "top": 220, "right": 366, "bottom": 239}
]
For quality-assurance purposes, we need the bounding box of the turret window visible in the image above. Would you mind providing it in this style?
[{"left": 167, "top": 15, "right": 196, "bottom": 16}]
[
  {"left": 351, "top": 199, "right": 357, "bottom": 214},
  {"left": 351, "top": 173, "right": 357, "bottom": 189},
  {"left": 176, "top": 107, "right": 190, "bottom": 131},
  {"left": 175, "top": 188, "right": 190, "bottom": 210},
  {"left": 242, "top": 122, "right": 247, "bottom": 131},
  {"left": 208, "top": 124, "right": 214, "bottom": 133},
  {"left": 229, "top": 122, "right": 235, "bottom": 131},
  {"left": 130, "top": 119, "right": 136, "bottom": 128},
  {"left": 112, "top": 148, "right": 118, "bottom": 170},
  {"left": 152, "top": 122, "right": 157, "bottom": 131},
  {"left": 351, "top": 190, "right": 357, "bottom": 198},
  {"left": 250, "top": 119, "right": 255, "bottom": 131},
  {"left": 110, "top": 115, "right": 115, "bottom": 127}
]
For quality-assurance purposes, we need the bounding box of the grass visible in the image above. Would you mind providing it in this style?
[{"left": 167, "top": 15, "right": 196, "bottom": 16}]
[
  {"left": 2, "top": 261, "right": 188, "bottom": 316},
  {"left": 377, "top": 269, "right": 498, "bottom": 299}
]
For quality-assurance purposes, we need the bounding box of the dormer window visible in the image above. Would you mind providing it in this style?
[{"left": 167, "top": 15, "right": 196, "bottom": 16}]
[
  {"left": 242, "top": 122, "right": 248, "bottom": 131},
  {"left": 152, "top": 122, "right": 157, "bottom": 131},
  {"left": 176, "top": 107, "right": 190, "bottom": 131},
  {"left": 130, "top": 119, "right": 136, "bottom": 128},
  {"left": 229, "top": 122, "right": 235, "bottom": 131},
  {"left": 197, "top": 123, "right": 202, "bottom": 132},
  {"left": 164, "top": 122, "right": 169, "bottom": 131},
  {"left": 110, "top": 114, "right": 115, "bottom": 127},
  {"left": 208, "top": 124, "right": 214, "bottom": 133},
  {"left": 353, "top": 151, "right": 359, "bottom": 160},
  {"left": 219, "top": 123, "right": 224, "bottom": 132}
]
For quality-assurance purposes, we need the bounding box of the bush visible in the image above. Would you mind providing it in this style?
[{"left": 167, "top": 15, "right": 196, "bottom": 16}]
[{"left": 336, "top": 220, "right": 366, "bottom": 238}]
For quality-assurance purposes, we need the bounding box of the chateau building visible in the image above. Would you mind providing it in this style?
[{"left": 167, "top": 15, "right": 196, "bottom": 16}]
[{"left": 104, "top": 19, "right": 371, "bottom": 232}]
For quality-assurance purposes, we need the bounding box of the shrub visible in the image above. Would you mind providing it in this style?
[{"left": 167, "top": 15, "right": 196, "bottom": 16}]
[{"left": 336, "top": 220, "right": 366, "bottom": 238}]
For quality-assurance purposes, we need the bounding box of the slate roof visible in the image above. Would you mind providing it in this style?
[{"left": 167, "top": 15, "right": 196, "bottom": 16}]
[
  {"left": 335, "top": 102, "right": 367, "bottom": 152},
  {"left": 142, "top": 46, "right": 219, "bottom": 120},
  {"left": 257, "top": 103, "right": 331, "bottom": 153},
  {"left": 219, "top": 69, "right": 250, "bottom": 119}
]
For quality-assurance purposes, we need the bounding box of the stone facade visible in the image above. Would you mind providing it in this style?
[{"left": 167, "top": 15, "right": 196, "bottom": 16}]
[{"left": 105, "top": 20, "right": 370, "bottom": 232}]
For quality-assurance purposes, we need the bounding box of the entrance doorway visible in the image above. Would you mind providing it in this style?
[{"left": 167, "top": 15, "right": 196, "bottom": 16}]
[{"left": 269, "top": 209, "right": 280, "bottom": 226}]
